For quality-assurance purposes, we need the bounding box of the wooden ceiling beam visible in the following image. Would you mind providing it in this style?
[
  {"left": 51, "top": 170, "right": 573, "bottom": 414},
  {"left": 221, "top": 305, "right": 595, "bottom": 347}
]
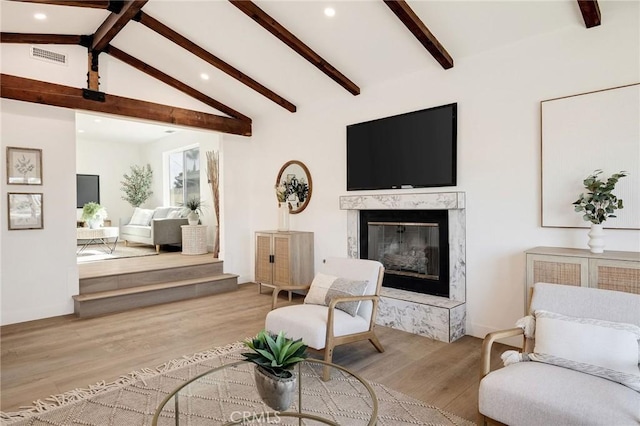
[
  {"left": 1, "top": 74, "right": 251, "bottom": 136},
  {"left": 135, "top": 11, "right": 296, "bottom": 113},
  {"left": 383, "top": 0, "right": 453, "bottom": 70},
  {"left": 92, "top": 0, "right": 147, "bottom": 52},
  {"left": 228, "top": 0, "right": 360, "bottom": 96},
  {"left": 577, "top": 0, "right": 601, "bottom": 28},
  {"left": 105, "top": 45, "right": 251, "bottom": 123},
  {"left": 1, "top": 32, "right": 86, "bottom": 45},
  {"left": 9, "top": 0, "right": 111, "bottom": 9}
]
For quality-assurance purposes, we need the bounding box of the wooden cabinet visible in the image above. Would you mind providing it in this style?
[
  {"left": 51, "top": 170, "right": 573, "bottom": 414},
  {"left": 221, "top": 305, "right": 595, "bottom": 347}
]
[
  {"left": 525, "top": 246, "right": 640, "bottom": 310},
  {"left": 255, "top": 231, "right": 314, "bottom": 297}
]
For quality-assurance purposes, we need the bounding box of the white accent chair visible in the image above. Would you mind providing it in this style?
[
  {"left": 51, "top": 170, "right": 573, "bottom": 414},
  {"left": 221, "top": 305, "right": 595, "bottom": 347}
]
[
  {"left": 479, "top": 282, "right": 640, "bottom": 426},
  {"left": 265, "top": 257, "right": 385, "bottom": 379}
]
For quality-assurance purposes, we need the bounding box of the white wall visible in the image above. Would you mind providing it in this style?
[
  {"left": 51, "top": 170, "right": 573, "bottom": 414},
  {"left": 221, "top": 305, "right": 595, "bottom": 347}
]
[
  {"left": 76, "top": 137, "right": 144, "bottom": 225},
  {"left": 1, "top": 100, "right": 78, "bottom": 324},
  {"left": 223, "top": 4, "right": 640, "bottom": 337}
]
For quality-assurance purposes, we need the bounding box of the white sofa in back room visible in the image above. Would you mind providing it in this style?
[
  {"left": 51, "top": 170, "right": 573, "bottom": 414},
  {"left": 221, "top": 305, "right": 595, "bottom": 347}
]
[{"left": 119, "top": 207, "right": 188, "bottom": 253}]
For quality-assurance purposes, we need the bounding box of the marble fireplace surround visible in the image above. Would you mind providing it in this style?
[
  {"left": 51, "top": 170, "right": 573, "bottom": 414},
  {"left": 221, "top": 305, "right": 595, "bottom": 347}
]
[{"left": 339, "top": 192, "right": 466, "bottom": 343}]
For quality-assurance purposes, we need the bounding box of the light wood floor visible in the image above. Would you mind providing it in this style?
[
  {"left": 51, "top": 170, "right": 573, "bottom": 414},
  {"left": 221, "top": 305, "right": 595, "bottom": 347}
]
[{"left": 0, "top": 282, "right": 509, "bottom": 423}]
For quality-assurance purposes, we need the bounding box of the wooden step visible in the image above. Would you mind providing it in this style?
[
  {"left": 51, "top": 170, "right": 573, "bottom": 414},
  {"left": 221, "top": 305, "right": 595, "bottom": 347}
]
[
  {"left": 73, "top": 273, "right": 238, "bottom": 318},
  {"left": 79, "top": 253, "right": 225, "bottom": 295}
]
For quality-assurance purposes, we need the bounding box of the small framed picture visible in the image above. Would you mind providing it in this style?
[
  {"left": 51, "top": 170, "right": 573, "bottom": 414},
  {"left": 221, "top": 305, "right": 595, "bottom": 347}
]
[
  {"left": 6, "top": 147, "right": 43, "bottom": 185},
  {"left": 8, "top": 193, "right": 43, "bottom": 230}
]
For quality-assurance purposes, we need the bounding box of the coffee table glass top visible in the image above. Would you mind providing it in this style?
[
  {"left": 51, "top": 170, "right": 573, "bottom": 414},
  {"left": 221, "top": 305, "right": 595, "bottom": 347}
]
[{"left": 153, "top": 359, "right": 378, "bottom": 425}]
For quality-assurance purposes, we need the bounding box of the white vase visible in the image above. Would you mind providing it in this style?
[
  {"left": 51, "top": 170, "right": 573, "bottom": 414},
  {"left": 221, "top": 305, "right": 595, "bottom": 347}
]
[
  {"left": 87, "top": 218, "right": 103, "bottom": 229},
  {"left": 187, "top": 211, "right": 199, "bottom": 226},
  {"left": 277, "top": 202, "right": 289, "bottom": 231},
  {"left": 588, "top": 223, "right": 605, "bottom": 254}
]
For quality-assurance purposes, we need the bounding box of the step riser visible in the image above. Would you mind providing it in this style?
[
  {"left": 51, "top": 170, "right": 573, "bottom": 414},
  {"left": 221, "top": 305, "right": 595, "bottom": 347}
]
[
  {"left": 80, "top": 263, "right": 225, "bottom": 294},
  {"left": 75, "top": 276, "right": 238, "bottom": 318}
]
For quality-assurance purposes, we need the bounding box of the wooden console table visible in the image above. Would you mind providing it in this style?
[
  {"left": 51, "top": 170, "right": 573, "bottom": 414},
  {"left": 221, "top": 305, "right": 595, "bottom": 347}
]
[{"left": 525, "top": 246, "right": 640, "bottom": 310}]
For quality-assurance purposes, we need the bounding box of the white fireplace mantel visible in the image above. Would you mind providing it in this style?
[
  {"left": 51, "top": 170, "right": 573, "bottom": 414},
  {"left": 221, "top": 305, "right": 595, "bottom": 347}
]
[{"left": 339, "top": 192, "right": 466, "bottom": 342}]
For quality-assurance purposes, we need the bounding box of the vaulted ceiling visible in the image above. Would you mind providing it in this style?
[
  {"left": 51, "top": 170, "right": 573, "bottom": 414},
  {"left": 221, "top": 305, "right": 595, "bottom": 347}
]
[{"left": 1, "top": 0, "right": 607, "bottom": 137}]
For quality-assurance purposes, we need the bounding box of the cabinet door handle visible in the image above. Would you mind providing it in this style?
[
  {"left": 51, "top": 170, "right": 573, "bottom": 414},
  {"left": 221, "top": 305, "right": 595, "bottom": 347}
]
[{"left": 269, "top": 255, "right": 274, "bottom": 263}]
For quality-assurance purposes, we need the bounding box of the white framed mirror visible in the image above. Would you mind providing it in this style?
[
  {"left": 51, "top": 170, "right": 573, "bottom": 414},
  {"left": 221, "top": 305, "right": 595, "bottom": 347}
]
[{"left": 275, "top": 160, "right": 312, "bottom": 214}]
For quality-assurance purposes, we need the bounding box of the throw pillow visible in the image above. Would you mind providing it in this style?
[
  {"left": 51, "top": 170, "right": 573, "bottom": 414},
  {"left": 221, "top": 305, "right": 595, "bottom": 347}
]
[
  {"left": 166, "top": 210, "right": 180, "bottom": 219},
  {"left": 152, "top": 207, "right": 174, "bottom": 219},
  {"left": 304, "top": 273, "right": 368, "bottom": 317},
  {"left": 532, "top": 310, "right": 640, "bottom": 392},
  {"left": 128, "top": 208, "right": 154, "bottom": 226}
]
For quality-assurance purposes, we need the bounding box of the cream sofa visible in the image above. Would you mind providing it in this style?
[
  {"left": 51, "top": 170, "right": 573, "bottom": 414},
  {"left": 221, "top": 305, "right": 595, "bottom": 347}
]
[
  {"left": 119, "top": 207, "right": 187, "bottom": 253},
  {"left": 479, "top": 282, "right": 640, "bottom": 425}
]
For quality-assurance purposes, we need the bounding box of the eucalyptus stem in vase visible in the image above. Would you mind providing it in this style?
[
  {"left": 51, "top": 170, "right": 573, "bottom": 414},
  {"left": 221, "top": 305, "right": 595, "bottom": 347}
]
[{"left": 572, "top": 169, "right": 627, "bottom": 253}]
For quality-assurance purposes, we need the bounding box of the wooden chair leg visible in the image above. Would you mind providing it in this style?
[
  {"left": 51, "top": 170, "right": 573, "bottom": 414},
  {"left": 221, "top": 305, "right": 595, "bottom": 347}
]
[
  {"left": 155, "top": 244, "right": 160, "bottom": 253},
  {"left": 368, "top": 333, "right": 384, "bottom": 353},
  {"left": 322, "top": 345, "right": 334, "bottom": 381}
]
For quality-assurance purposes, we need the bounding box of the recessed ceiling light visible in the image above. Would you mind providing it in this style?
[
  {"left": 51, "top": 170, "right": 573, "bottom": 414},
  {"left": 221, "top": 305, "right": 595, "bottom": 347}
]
[
  {"left": 324, "top": 7, "right": 335, "bottom": 17},
  {"left": 93, "top": 119, "right": 101, "bottom": 123},
  {"left": 200, "top": 73, "right": 210, "bottom": 80},
  {"left": 78, "top": 129, "right": 85, "bottom": 133},
  {"left": 34, "top": 13, "right": 47, "bottom": 20}
]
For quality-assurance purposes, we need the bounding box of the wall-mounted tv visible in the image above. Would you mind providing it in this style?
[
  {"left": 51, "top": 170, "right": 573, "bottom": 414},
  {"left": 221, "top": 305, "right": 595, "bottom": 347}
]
[
  {"left": 76, "top": 174, "right": 100, "bottom": 208},
  {"left": 346, "top": 103, "right": 457, "bottom": 191}
]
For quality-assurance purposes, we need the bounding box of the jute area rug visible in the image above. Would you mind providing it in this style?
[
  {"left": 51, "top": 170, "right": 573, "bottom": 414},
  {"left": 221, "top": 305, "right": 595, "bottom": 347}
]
[
  {"left": 0, "top": 342, "right": 475, "bottom": 426},
  {"left": 76, "top": 242, "right": 158, "bottom": 263}
]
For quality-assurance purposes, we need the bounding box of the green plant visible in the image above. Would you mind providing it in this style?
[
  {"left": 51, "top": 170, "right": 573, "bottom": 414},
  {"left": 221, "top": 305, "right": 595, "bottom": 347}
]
[
  {"left": 573, "top": 169, "right": 628, "bottom": 224},
  {"left": 183, "top": 197, "right": 204, "bottom": 215},
  {"left": 81, "top": 202, "right": 107, "bottom": 221},
  {"left": 241, "top": 330, "right": 308, "bottom": 378},
  {"left": 121, "top": 164, "right": 153, "bottom": 207}
]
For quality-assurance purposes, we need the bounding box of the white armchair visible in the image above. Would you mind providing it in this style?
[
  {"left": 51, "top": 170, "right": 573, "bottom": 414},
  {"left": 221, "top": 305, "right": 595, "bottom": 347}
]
[
  {"left": 479, "top": 282, "right": 640, "bottom": 425},
  {"left": 265, "top": 257, "right": 385, "bottom": 379}
]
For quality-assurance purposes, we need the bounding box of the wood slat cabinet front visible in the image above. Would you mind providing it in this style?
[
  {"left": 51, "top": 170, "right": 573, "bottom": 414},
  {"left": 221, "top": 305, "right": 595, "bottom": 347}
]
[
  {"left": 525, "top": 246, "right": 640, "bottom": 311},
  {"left": 255, "top": 231, "right": 314, "bottom": 296}
]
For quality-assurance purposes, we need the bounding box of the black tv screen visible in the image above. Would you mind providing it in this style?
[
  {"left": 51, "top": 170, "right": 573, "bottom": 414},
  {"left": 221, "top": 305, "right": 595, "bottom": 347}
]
[
  {"left": 76, "top": 174, "right": 100, "bottom": 208},
  {"left": 346, "top": 103, "right": 457, "bottom": 190}
]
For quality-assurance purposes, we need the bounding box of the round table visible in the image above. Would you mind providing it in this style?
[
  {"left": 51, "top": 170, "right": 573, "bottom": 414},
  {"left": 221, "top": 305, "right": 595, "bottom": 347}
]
[
  {"left": 152, "top": 359, "right": 378, "bottom": 425},
  {"left": 76, "top": 226, "right": 119, "bottom": 254}
]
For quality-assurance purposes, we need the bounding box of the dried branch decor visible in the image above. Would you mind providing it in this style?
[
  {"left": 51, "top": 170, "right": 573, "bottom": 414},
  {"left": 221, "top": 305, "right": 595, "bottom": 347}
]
[{"left": 206, "top": 151, "right": 220, "bottom": 258}]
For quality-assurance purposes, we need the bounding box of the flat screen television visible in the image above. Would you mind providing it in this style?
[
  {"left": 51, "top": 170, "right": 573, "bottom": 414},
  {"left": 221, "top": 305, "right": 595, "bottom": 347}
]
[
  {"left": 346, "top": 103, "right": 457, "bottom": 190},
  {"left": 76, "top": 174, "right": 100, "bottom": 208}
]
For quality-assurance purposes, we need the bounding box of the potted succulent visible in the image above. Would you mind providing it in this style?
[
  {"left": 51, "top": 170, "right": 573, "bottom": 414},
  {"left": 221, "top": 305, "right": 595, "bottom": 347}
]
[
  {"left": 572, "top": 169, "right": 627, "bottom": 253},
  {"left": 81, "top": 202, "right": 108, "bottom": 229},
  {"left": 183, "top": 197, "right": 204, "bottom": 225},
  {"left": 242, "top": 330, "right": 308, "bottom": 411}
]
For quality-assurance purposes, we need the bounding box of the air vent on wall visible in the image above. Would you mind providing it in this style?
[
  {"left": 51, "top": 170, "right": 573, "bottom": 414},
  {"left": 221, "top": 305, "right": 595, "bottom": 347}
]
[{"left": 30, "top": 46, "right": 68, "bottom": 65}]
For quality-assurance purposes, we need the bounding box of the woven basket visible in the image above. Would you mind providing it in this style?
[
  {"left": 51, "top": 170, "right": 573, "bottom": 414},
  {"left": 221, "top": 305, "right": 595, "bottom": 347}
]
[{"left": 181, "top": 225, "right": 208, "bottom": 255}]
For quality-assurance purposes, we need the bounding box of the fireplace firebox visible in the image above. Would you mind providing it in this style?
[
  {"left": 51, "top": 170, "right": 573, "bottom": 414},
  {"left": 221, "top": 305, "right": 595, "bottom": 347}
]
[{"left": 360, "top": 210, "right": 449, "bottom": 297}]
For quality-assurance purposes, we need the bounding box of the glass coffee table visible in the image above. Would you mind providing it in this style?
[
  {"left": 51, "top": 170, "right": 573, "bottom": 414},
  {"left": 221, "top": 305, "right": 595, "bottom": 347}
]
[{"left": 152, "top": 359, "right": 378, "bottom": 425}]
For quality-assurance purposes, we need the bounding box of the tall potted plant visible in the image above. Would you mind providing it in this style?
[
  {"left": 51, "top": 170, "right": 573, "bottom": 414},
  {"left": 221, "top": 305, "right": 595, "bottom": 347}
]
[
  {"left": 242, "top": 330, "right": 308, "bottom": 411},
  {"left": 121, "top": 164, "right": 153, "bottom": 208},
  {"left": 572, "top": 169, "right": 627, "bottom": 253}
]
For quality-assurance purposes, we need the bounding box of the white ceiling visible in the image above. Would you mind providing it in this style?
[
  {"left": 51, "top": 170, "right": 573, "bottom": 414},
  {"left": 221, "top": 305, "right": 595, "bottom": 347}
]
[
  {"left": 75, "top": 111, "right": 182, "bottom": 144},
  {"left": 0, "top": 0, "right": 630, "bottom": 143}
]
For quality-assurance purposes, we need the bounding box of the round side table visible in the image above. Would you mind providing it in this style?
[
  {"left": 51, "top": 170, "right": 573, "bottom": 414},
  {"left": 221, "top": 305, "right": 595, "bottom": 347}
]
[{"left": 181, "top": 225, "right": 208, "bottom": 255}]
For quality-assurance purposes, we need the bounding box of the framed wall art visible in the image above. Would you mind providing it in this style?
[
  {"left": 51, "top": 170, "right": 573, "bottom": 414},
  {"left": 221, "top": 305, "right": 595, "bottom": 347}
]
[
  {"left": 8, "top": 193, "right": 43, "bottom": 230},
  {"left": 6, "top": 146, "right": 42, "bottom": 185},
  {"left": 541, "top": 83, "right": 639, "bottom": 229}
]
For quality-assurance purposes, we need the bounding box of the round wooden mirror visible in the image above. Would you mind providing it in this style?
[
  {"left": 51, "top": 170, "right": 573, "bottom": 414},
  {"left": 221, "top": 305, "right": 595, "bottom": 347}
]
[{"left": 275, "top": 160, "right": 312, "bottom": 214}]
